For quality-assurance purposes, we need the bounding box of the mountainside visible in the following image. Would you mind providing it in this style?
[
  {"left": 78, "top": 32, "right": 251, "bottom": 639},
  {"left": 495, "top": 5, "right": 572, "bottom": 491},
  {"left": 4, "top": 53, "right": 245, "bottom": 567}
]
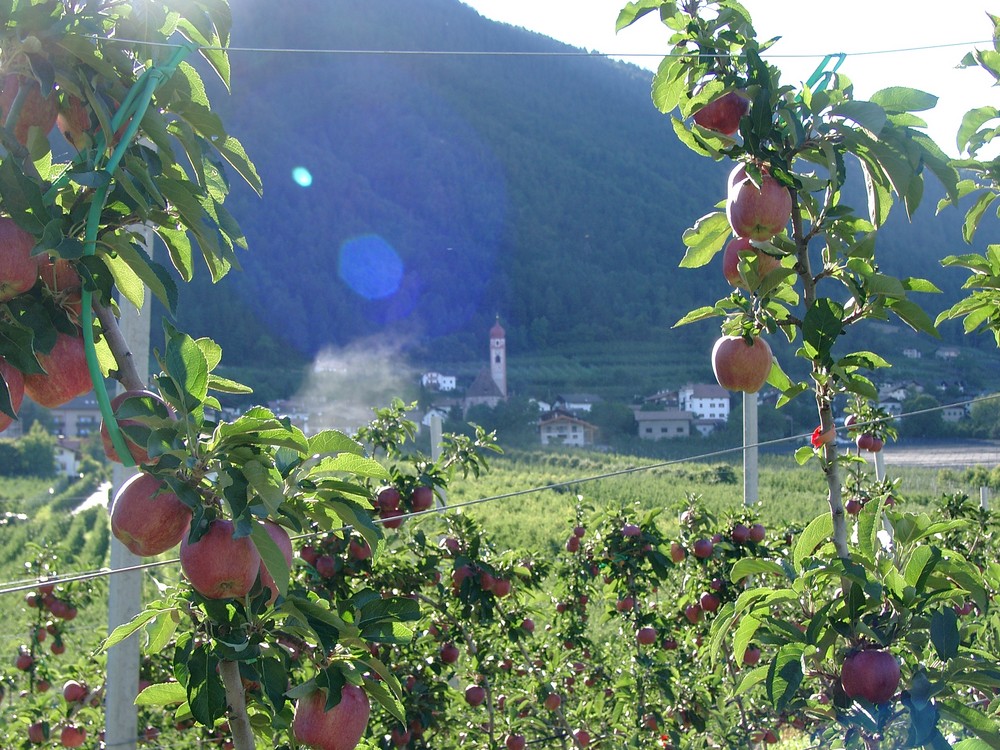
[{"left": 173, "top": 0, "right": 991, "bottom": 395}]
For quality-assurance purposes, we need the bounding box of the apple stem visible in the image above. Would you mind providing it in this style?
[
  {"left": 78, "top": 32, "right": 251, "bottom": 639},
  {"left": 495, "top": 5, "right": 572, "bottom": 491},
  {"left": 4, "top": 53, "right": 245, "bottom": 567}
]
[{"left": 219, "top": 659, "right": 255, "bottom": 750}]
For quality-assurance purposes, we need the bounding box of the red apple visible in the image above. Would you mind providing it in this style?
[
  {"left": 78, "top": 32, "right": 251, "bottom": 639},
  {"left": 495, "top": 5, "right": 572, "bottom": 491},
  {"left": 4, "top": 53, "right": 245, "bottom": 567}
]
[
  {"left": 315, "top": 554, "right": 337, "bottom": 579},
  {"left": 180, "top": 519, "right": 261, "bottom": 599},
  {"left": 846, "top": 498, "right": 863, "bottom": 516},
  {"left": 258, "top": 520, "right": 294, "bottom": 604},
  {"left": 543, "top": 692, "right": 561, "bottom": 711},
  {"left": 840, "top": 649, "right": 900, "bottom": 704},
  {"left": 637, "top": 626, "right": 657, "bottom": 645},
  {"left": 731, "top": 523, "right": 750, "bottom": 544},
  {"left": 748, "top": 523, "right": 766, "bottom": 544},
  {"left": 348, "top": 539, "right": 371, "bottom": 561},
  {"left": 0, "top": 357, "right": 25, "bottom": 433},
  {"left": 376, "top": 486, "right": 400, "bottom": 512},
  {"left": 574, "top": 729, "right": 591, "bottom": 747},
  {"left": 617, "top": 596, "right": 635, "bottom": 612},
  {"left": 59, "top": 725, "right": 86, "bottom": 748},
  {"left": 670, "top": 542, "right": 686, "bottom": 563},
  {"left": 743, "top": 646, "right": 761, "bottom": 666},
  {"left": 23, "top": 331, "right": 93, "bottom": 408},
  {"left": 856, "top": 433, "right": 884, "bottom": 453},
  {"left": 726, "top": 164, "right": 792, "bottom": 240},
  {"left": 410, "top": 485, "right": 434, "bottom": 511},
  {"left": 15, "top": 652, "right": 33, "bottom": 671},
  {"left": 440, "top": 642, "right": 460, "bottom": 664},
  {"left": 100, "top": 389, "right": 170, "bottom": 464},
  {"left": 622, "top": 523, "right": 641, "bottom": 537},
  {"left": 684, "top": 603, "right": 703, "bottom": 624},
  {"left": 711, "top": 335, "right": 773, "bottom": 393},
  {"left": 292, "top": 684, "right": 370, "bottom": 750},
  {"left": 505, "top": 734, "right": 526, "bottom": 750},
  {"left": 111, "top": 472, "right": 192, "bottom": 556},
  {"left": 565, "top": 534, "right": 580, "bottom": 552},
  {"left": 692, "top": 90, "right": 750, "bottom": 136},
  {"left": 0, "top": 217, "right": 42, "bottom": 302},
  {"left": 0, "top": 73, "right": 58, "bottom": 146},
  {"left": 38, "top": 257, "right": 83, "bottom": 319},
  {"left": 465, "top": 685, "right": 486, "bottom": 706},
  {"left": 573, "top": 525, "right": 586, "bottom": 538},
  {"left": 62, "top": 680, "right": 87, "bottom": 703},
  {"left": 379, "top": 507, "right": 405, "bottom": 529},
  {"left": 699, "top": 593, "right": 720, "bottom": 613},
  {"left": 521, "top": 618, "right": 535, "bottom": 633},
  {"left": 693, "top": 538, "right": 714, "bottom": 559},
  {"left": 492, "top": 578, "right": 511, "bottom": 598},
  {"left": 28, "top": 721, "right": 46, "bottom": 743},
  {"left": 390, "top": 727, "right": 411, "bottom": 747},
  {"left": 722, "top": 236, "right": 782, "bottom": 291}
]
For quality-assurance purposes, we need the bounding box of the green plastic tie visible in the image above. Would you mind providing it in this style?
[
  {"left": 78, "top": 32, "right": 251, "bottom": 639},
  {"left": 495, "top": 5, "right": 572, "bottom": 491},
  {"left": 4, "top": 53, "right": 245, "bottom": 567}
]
[
  {"left": 804, "top": 53, "right": 846, "bottom": 94},
  {"left": 80, "top": 43, "right": 194, "bottom": 469}
]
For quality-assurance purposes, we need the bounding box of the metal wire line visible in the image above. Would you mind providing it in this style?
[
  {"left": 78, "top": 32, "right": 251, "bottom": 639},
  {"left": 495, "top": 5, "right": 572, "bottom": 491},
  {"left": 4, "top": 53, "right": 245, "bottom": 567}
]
[{"left": 0, "top": 391, "right": 996, "bottom": 598}]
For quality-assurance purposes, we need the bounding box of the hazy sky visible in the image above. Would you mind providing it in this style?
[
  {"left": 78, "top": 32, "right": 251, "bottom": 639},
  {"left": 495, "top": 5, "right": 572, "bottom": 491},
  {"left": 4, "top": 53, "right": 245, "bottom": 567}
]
[{"left": 463, "top": 1, "right": 997, "bottom": 155}]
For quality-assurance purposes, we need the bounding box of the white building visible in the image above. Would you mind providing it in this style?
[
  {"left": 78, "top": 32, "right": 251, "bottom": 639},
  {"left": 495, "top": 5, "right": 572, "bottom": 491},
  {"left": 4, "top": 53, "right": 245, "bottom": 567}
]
[
  {"left": 421, "top": 372, "right": 457, "bottom": 392},
  {"left": 678, "top": 384, "right": 731, "bottom": 422}
]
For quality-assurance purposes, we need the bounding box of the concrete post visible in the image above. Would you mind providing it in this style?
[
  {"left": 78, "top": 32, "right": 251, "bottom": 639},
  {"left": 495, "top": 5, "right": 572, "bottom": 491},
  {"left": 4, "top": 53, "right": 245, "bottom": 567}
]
[{"left": 743, "top": 393, "right": 758, "bottom": 507}]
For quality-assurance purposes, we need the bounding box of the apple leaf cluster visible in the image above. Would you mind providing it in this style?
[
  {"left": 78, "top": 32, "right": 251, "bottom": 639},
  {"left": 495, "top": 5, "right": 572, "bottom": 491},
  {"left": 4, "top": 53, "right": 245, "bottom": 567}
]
[{"left": 936, "top": 16, "right": 1000, "bottom": 345}]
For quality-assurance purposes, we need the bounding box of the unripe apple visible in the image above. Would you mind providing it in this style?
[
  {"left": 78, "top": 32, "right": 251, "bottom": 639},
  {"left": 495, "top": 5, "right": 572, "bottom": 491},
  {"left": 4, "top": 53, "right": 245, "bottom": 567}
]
[
  {"left": 179, "top": 519, "right": 261, "bottom": 599},
  {"left": 692, "top": 90, "right": 750, "bottom": 136},
  {"left": 292, "top": 684, "right": 370, "bottom": 750},
  {"left": 840, "top": 649, "right": 900, "bottom": 704},
  {"left": 111, "top": 473, "right": 192, "bottom": 556},
  {"left": 711, "top": 335, "right": 773, "bottom": 394},
  {"left": 726, "top": 164, "right": 792, "bottom": 240}
]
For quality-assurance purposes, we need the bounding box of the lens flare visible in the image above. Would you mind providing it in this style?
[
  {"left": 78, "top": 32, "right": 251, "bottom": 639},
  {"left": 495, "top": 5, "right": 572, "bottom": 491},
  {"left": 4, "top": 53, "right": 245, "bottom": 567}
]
[
  {"left": 291, "top": 166, "right": 313, "bottom": 187},
  {"left": 338, "top": 234, "right": 404, "bottom": 300}
]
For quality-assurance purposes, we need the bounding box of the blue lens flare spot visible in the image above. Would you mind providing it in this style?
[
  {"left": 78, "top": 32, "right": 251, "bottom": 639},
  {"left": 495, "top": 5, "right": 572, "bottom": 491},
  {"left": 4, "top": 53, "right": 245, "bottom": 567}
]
[
  {"left": 291, "top": 166, "right": 313, "bottom": 187},
  {"left": 338, "top": 234, "right": 404, "bottom": 300}
]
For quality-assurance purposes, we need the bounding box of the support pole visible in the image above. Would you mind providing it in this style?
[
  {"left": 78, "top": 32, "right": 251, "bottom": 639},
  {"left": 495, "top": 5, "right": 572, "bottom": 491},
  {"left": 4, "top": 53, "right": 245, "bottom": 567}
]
[
  {"left": 105, "top": 228, "right": 153, "bottom": 750},
  {"left": 981, "top": 486, "right": 990, "bottom": 512},
  {"left": 430, "top": 413, "right": 447, "bottom": 507},
  {"left": 743, "top": 393, "right": 758, "bottom": 507}
]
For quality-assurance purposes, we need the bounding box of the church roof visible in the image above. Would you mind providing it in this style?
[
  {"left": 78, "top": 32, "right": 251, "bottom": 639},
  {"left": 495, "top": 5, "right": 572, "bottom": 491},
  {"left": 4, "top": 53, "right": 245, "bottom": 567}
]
[
  {"left": 466, "top": 367, "right": 504, "bottom": 399},
  {"left": 490, "top": 321, "right": 505, "bottom": 338}
]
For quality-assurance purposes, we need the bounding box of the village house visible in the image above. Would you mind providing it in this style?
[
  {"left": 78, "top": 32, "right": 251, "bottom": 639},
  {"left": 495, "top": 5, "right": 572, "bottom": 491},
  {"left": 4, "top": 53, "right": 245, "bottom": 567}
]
[
  {"left": 634, "top": 409, "right": 694, "bottom": 440},
  {"left": 539, "top": 408, "right": 598, "bottom": 447},
  {"left": 552, "top": 393, "right": 602, "bottom": 414},
  {"left": 421, "top": 372, "right": 457, "bottom": 392},
  {"left": 49, "top": 393, "right": 103, "bottom": 438},
  {"left": 678, "top": 384, "right": 730, "bottom": 422}
]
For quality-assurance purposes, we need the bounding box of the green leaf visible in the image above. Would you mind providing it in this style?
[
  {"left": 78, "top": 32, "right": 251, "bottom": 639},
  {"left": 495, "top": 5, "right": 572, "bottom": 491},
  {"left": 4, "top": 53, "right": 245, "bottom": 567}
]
[
  {"left": 187, "top": 645, "right": 226, "bottom": 726},
  {"left": 802, "top": 298, "right": 844, "bottom": 366},
  {"left": 794, "top": 513, "right": 833, "bottom": 571},
  {"left": 135, "top": 681, "right": 187, "bottom": 707},
  {"left": 674, "top": 305, "right": 722, "bottom": 327},
  {"left": 930, "top": 607, "right": 960, "bottom": 661},
  {"left": 363, "top": 675, "right": 406, "bottom": 725},
  {"left": 733, "top": 614, "right": 762, "bottom": 666},
  {"left": 309, "top": 454, "right": 390, "bottom": 481},
  {"left": 207, "top": 374, "right": 253, "bottom": 394},
  {"left": 831, "top": 101, "right": 887, "bottom": 134},
  {"left": 766, "top": 644, "right": 804, "bottom": 712},
  {"left": 100, "top": 607, "right": 163, "bottom": 652},
  {"left": 213, "top": 135, "right": 262, "bottom": 196},
  {"left": 251, "top": 521, "right": 289, "bottom": 600},
  {"left": 963, "top": 190, "right": 998, "bottom": 243},
  {"left": 165, "top": 327, "right": 209, "bottom": 409},
  {"left": 680, "top": 212, "right": 731, "bottom": 268},
  {"left": 938, "top": 699, "right": 1000, "bottom": 747},
  {"left": 957, "top": 106, "right": 1000, "bottom": 153},
  {"left": 730, "top": 558, "right": 787, "bottom": 582},
  {"left": 308, "top": 430, "right": 366, "bottom": 457},
  {"left": 887, "top": 299, "right": 939, "bottom": 336},
  {"left": 870, "top": 87, "right": 938, "bottom": 113},
  {"left": 733, "top": 666, "right": 769, "bottom": 697}
]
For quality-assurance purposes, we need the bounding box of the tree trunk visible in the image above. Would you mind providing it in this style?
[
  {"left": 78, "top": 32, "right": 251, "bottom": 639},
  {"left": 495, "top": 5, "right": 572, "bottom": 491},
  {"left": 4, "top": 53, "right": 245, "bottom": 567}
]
[{"left": 219, "top": 660, "right": 256, "bottom": 750}]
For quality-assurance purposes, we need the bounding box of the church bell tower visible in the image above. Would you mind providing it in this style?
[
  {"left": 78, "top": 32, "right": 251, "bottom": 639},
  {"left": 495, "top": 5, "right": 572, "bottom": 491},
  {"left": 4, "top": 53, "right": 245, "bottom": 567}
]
[{"left": 489, "top": 317, "right": 507, "bottom": 398}]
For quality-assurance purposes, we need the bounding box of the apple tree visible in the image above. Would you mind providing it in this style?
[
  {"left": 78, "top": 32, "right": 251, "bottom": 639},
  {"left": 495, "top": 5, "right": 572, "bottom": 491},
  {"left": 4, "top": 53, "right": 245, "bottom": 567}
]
[
  {"left": 0, "top": 1, "right": 422, "bottom": 748},
  {"left": 618, "top": 0, "right": 1000, "bottom": 745}
]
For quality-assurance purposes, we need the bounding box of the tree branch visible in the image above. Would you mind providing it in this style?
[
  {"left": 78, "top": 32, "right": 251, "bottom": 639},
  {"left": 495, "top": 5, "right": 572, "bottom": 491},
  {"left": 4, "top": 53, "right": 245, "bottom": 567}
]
[
  {"left": 218, "top": 659, "right": 255, "bottom": 750},
  {"left": 95, "top": 302, "right": 146, "bottom": 391}
]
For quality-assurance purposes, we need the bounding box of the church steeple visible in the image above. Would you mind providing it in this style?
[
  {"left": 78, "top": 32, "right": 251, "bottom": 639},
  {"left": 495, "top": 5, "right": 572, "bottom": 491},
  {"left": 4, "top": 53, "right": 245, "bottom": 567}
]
[{"left": 489, "top": 316, "right": 507, "bottom": 398}]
